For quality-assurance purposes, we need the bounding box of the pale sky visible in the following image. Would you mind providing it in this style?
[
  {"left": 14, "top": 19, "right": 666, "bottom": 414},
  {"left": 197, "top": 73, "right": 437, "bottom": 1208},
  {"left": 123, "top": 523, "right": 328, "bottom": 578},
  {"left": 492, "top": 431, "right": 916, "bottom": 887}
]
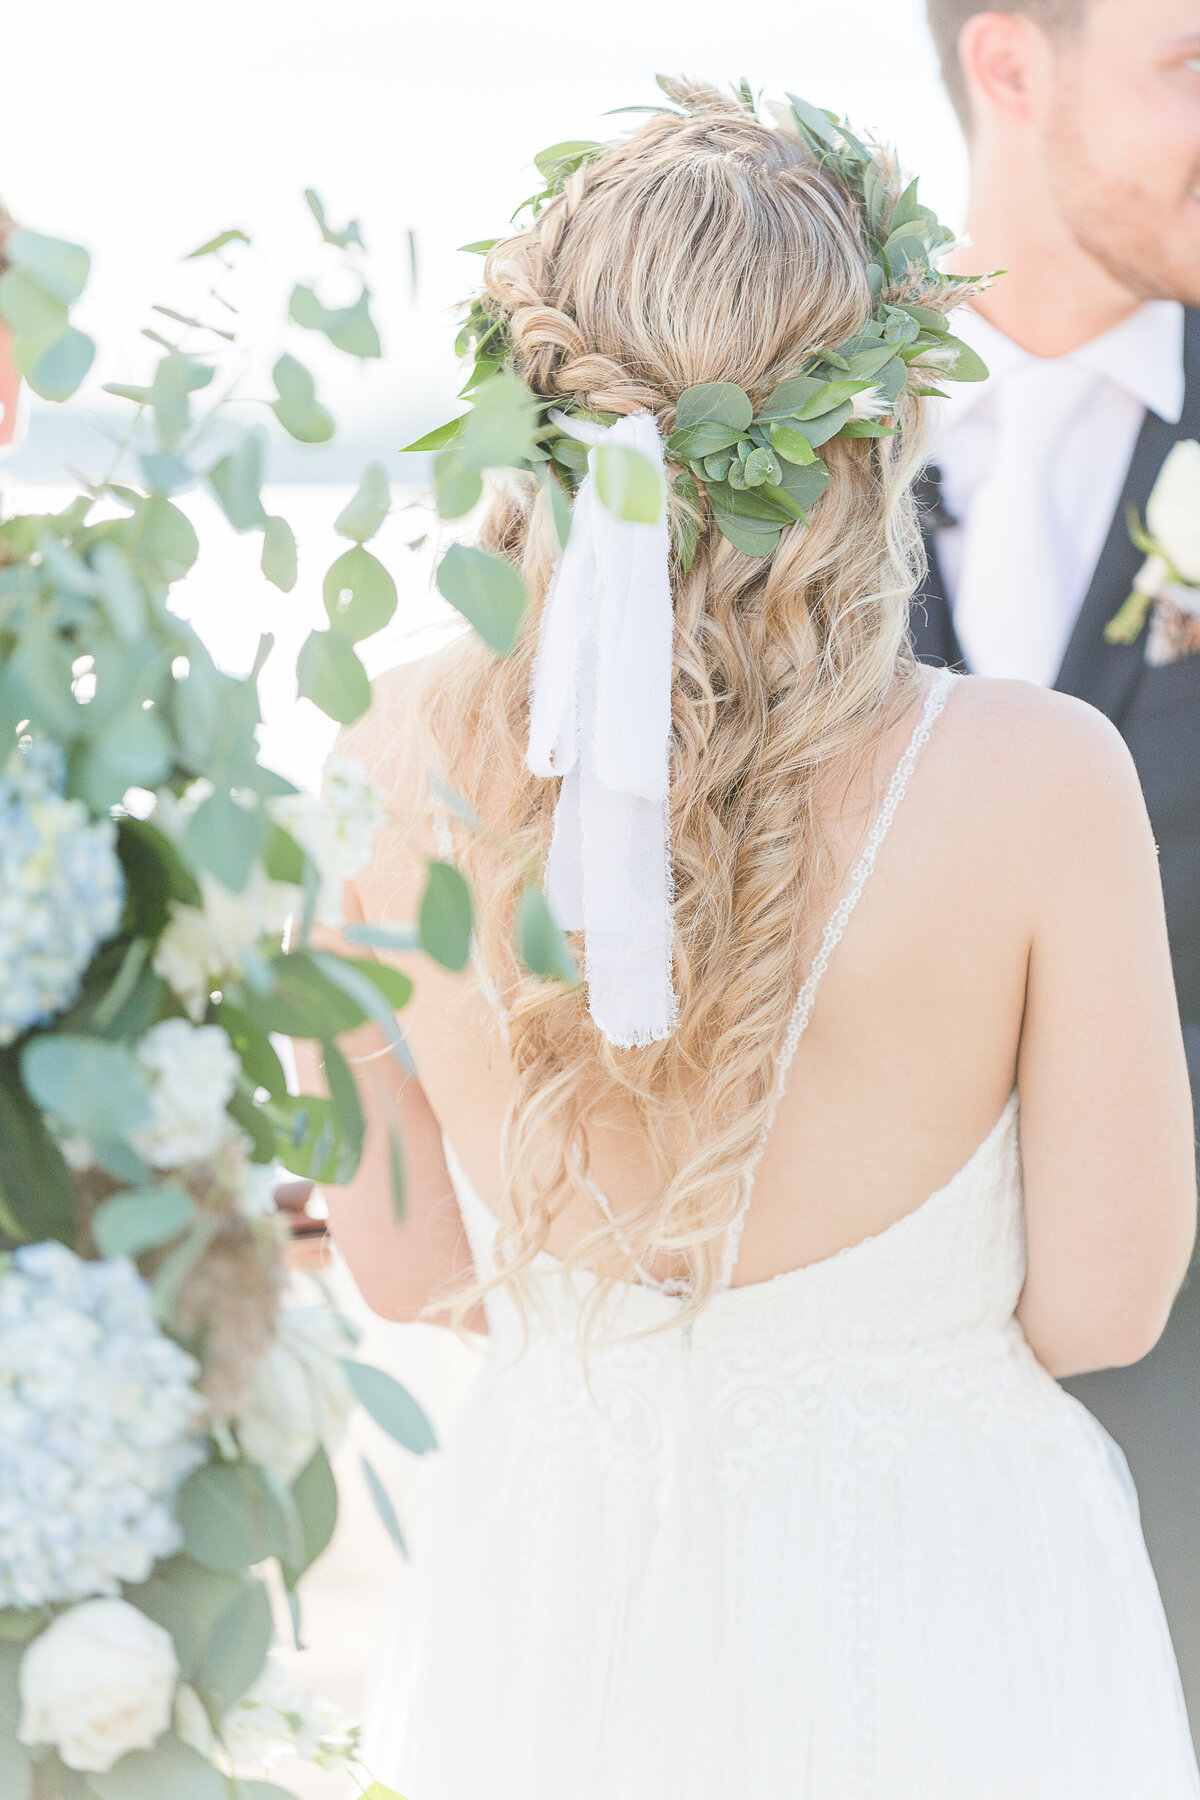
[{"left": 0, "top": 0, "right": 969, "bottom": 476}]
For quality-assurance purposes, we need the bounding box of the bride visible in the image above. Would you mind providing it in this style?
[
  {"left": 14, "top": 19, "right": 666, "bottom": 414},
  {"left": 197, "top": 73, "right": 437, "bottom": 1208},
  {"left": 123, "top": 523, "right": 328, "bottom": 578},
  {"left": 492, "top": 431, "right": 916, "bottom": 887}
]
[{"left": 304, "top": 83, "right": 1199, "bottom": 1798}]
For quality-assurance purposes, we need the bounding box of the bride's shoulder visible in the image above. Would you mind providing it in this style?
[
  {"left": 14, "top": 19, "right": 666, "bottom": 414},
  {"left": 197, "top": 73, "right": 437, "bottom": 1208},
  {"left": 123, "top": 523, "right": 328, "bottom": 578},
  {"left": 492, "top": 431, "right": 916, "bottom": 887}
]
[{"left": 939, "top": 672, "right": 1147, "bottom": 844}]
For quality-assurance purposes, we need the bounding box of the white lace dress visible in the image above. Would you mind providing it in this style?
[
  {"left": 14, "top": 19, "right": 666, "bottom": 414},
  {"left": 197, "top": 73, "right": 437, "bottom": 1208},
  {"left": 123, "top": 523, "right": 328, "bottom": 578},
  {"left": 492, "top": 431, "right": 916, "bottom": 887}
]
[{"left": 365, "top": 672, "right": 1200, "bottom": 1799}]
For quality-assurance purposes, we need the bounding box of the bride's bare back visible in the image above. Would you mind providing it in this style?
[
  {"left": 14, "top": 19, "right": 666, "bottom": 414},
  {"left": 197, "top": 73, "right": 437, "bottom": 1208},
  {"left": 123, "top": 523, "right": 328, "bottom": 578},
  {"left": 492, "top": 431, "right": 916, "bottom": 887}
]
[{"left": 302, "top": 652, "right": 1194, "bottom": 1378}]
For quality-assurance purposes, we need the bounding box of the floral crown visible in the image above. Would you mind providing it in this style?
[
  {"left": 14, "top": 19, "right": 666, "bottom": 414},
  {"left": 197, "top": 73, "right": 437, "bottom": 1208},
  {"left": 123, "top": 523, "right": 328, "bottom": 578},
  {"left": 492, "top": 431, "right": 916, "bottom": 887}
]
[{"left": 408, "top": 85, "right": 991, "bottom": 566}]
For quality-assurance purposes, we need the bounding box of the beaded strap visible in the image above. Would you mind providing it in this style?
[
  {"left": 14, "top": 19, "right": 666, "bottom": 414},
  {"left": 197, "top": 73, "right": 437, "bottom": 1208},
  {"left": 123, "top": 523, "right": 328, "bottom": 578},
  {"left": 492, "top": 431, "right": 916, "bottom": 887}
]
[{"left": 716, "top": 667, "right": 959, "bottom": 1290}]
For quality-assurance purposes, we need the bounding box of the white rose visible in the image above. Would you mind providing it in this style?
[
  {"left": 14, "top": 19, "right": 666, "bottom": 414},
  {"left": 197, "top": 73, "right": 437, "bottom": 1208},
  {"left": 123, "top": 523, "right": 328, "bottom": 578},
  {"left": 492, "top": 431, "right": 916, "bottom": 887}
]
[
  {"left": 18, "top": 1599, "right": 179, "bottom": 1773},
  {"left": 1147, "top": 439, "right": 1200, "bottom": 583},
  {"left": 272, "top": 753, "right": 384, "bottom": 928},
  {"left": 130, "top": 1018, "right": 240, "bottom": 1169},
  {"left": 154, "top": 871, "right": 293, "bottom": 1022},
  {"left": 234, "top": 1306, "right": 356, "bottom": 1483}
]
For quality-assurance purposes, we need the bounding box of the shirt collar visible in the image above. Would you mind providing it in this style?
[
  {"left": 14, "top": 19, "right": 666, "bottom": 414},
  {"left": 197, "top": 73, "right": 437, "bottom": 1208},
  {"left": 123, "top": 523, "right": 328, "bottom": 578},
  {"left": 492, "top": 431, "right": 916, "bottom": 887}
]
[{"left": 936, "top": 298, "right": 1186, "bottom": 431}]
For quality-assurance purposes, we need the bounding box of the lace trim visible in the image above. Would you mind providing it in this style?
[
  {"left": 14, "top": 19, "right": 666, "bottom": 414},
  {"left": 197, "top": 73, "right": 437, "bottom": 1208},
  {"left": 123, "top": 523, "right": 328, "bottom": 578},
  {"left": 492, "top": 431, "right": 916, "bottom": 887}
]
[{"left": 717, "top": 667, "right": 959, "bottom": 1290}]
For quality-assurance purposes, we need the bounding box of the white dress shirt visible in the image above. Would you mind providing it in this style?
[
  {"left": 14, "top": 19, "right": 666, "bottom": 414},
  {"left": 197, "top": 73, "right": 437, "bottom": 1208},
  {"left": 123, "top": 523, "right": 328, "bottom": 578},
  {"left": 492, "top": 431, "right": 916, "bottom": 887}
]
[{"left": 930, "top": 300, "right": 1186, "bottom": 683}]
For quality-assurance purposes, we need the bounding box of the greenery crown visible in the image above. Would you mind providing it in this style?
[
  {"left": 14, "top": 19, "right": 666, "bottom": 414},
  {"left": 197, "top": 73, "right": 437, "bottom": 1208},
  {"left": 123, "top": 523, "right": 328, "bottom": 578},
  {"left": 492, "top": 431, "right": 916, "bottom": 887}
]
[{"left": 406, "top": 84, "right": 991, "bottom": 570}]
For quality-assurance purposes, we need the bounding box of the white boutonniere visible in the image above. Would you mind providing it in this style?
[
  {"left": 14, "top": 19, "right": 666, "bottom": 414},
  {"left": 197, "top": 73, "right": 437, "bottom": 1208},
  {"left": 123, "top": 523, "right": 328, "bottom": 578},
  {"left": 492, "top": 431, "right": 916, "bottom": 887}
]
[{"left": 1106, "top": 439, "right": 1200, "bottom": 664}]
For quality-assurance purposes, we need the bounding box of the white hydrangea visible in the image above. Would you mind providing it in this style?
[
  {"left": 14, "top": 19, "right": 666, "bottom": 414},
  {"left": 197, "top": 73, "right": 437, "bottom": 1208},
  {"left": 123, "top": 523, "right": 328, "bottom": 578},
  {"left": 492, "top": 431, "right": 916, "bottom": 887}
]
[
  {"left": 129, "top": 1018, "right": 241, "bottom": 1169},
  {"left": 153, "top": 870, "right": 292, "bottom": 1022},
  {"left": 0, "top": 1242, "right": 205, "bottom": 1609},
  {"left": 0, "top": 744, "right": 125, "bottom": 1046},
  {"left": 271, "top": 753, "right": 384, "bottom": 927},
  {"left": 232, "top": 1305, "right": 357, "bottom": 1484},
  {"left": 221, "top": 1655, "right": 357, "bottom": 1770}
]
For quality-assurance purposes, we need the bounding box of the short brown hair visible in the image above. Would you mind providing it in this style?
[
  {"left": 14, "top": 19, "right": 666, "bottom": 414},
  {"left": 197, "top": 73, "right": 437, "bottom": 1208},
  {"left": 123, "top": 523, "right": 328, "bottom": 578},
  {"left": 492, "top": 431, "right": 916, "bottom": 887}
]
[{"left": 926, "top": 0, "right": 1086, "bottom": 126}]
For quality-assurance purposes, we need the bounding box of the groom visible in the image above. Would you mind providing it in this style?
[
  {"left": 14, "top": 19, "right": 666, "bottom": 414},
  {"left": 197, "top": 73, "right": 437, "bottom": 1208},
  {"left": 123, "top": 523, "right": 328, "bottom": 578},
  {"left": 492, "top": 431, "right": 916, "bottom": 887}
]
[{"left": 921, "top": 0, "right": 1200, "bottom": 1742}]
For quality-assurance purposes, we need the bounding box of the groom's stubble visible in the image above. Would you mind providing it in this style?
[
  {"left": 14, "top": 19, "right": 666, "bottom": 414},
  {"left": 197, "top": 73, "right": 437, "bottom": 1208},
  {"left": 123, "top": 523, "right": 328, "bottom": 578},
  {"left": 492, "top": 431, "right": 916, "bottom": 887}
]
[{"left": 934, "top": 0, "right": 1200, "bottom": 312}]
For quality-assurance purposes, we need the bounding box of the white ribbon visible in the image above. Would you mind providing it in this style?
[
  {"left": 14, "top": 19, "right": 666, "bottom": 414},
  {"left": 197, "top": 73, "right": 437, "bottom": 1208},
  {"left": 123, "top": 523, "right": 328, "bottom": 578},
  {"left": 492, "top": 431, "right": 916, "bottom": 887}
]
[{"left": 526, "top": 411, "right": 678, "bottom": 1048}]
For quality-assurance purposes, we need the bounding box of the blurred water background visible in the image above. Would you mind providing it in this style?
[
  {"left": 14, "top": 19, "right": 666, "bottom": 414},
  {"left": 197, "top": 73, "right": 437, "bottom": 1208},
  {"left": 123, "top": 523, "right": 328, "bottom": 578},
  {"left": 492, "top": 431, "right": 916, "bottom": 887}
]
[{"left": 0, "top": 4, "right": 969, "bottom": 1790}]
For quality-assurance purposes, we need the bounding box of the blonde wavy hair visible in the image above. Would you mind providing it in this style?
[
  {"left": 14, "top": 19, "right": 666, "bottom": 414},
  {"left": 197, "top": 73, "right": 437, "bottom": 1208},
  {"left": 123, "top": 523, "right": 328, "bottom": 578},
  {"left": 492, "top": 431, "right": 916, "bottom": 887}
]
[{"left": 420, "top": 82, "right": 937, "bottom": 1341}]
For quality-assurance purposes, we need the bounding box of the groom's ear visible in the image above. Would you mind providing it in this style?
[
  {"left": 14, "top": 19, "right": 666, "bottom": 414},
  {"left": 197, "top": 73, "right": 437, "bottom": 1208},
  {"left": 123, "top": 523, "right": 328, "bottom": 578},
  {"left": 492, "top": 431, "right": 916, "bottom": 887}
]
[{"left": 958, "top": 11, "right": 1054, "bottom": 131}]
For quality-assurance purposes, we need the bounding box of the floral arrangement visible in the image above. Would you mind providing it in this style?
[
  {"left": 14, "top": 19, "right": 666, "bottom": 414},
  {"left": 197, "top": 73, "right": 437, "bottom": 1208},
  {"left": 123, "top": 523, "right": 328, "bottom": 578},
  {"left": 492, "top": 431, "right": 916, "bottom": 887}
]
[
  {"left": 0, "top": 196, "right": 488, "bottom": 1800},
  {"left": 405, "top": 82, "right": 990, "bottom": 615},
  {"left": 1105, "top": 438, "right": 1200, "bottom": 663}
]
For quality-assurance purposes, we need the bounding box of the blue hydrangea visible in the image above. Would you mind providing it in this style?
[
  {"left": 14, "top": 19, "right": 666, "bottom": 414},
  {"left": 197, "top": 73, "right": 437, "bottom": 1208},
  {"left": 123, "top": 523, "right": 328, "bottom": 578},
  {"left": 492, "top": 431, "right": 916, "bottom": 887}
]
[
  {"left": 0, "top": 744, "right": 125, "bottom": 1046},
  {"left": 0, "top": 1241, "right": 206, "bottom": 1608}
]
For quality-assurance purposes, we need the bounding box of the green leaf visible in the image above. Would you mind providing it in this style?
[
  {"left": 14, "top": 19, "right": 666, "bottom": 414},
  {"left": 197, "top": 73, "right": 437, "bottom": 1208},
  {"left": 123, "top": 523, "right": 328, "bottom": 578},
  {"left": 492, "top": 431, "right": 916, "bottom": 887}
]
[
  {"left": 435, "top": 543, "right": 526, "bottom": 655},
  {"left": 177, "top": 1460, "right": 281, "bottom": 1572},
  {"left": 0, "top": 1607, "right": 51, "bottom": 1645},
  {"left": 344, "top": 1360, "right": 437, "bottom": 1453},
  {"left": 755, "top": 376, "right": 827, "bottom": 421},
  {"left": 270, "top": 1092, "right": 357, "bottom": 1183},
  {"left": 93, "top": 1182, "right": 195, "bottom": 1257},
  {"left": 534, "top": 139, "right": 603, "bottom": 183},
  {"left": 335, "top": 461, "right": 391, "bottom": 542},
  {"left": 362, "top": 1453, "right": 407, "bottom": 1556},
  {"left": 323, "top": 543, "right": 397, "bottom": 642},
  {"left": 516, "top": 885, "right": 578, "bottom": 985},
  {"left": 20, "top": 325, "right": 95, "bottom": 402},
  {"left": 668, "top": 421, "right": 743, "bottom": 462},
  {"left": 129, "top": 494, "right": 199, "bottom": 582},
  {"left": 432, "top": 452, "right": 483, "bottom": 519},
  {"left": 289, "top": 283, "right": 381, "bottom": 359},
  {"left": 77, "top": 708, "right": 173, "bottom": 811},
  {"left": 787, "top": 91, "right": 840, "bottom": 151},
  {"left": 711, "top": 511, "right": 783, "bottom": 558},
  {"left": 358, "top": 1787, "right": 410, "bottom": 1800},
  {"left": 303, "top": 187, "right": 363, "bottom": 250},
  {"left": 6, "top": 229, "right": 89, "bottom": 304},
  {"left": 88, "top": 1735, "right": 227, "bottom": 1800},
  {"left": 239, "top": 949, "right": 368, "bottom": 1039},
  {"left": 282, "top": 1445, "right": 338, "bottom": 1586},
  {"left": 186, "top": 227, "right": 249, "bottom": 258},
  {"left": 330, "top": 954, "right": 413, "bottom": 1012},
  {"left": 418, "top": 860, "right": 473, "bottom": 971},
  {"left": 742, "top": 445, "right": 781, "bottom": 487},
  {"left": 0, "top": 1055, "right": 77, "bottom": 1243},
  {"left": 195, "top": 1575, "right": 272, "bottom": 1715},
  {"left": 457, "top": 369, "right": 538, "bottom": 471},
  {"left": 593, "top": 442, "right": 663, "bottom": 523},
  {"left": 236, "top": 1785, "right": 299, "bottom": 1799},
  {"left": 124, "top": 1556, "right": 245, "bottom": 1681},
  {"left": 296, "top": 628, "right": 371, "bottom": 724},
  {"left": 214, "top": 1002, "right": 288, "bottom": 1098},
  {"left": 206, "top": 431, "right": 267, "bottom": 532},
  {"left": 401, "top": 415, "right": 466, "bottom": 455},
  {"left": 673, "top": 381, "right": 753, "bottom": 433},
  {"left": 261, "top": 515, "right": 298, "bottom": 592},
  {"left": 21, "top": 1034, "right": 151, "bottom": 1140},
  {"left": 139, "top": 451, "right": 194, "bottom": 495},
  {"left": 269, "top": 352, "right": 333, "bottom": 443},
  {"left": 152, "top": 352, "right": 192, "bottom": 448},
  {"left": 458, "top": 239, "right": 499, "bottom": 256},
  {"left": 183, "top": 791, "right": 267, "bottom": 893},
  {"left": 0, "top": 266, "right": 67, "bottom": 343},
  {"left": 0, "top": 1641, "right": 32, "bottom": 1800},
  {"left": 769, "top": 421, "right": 817, "bottom": 465},
  {"left": 798, "top": 378, "right": 874, "bottom": 418},
  {"left": 939, "top": 333, "right": 990, "bottom": 382}
]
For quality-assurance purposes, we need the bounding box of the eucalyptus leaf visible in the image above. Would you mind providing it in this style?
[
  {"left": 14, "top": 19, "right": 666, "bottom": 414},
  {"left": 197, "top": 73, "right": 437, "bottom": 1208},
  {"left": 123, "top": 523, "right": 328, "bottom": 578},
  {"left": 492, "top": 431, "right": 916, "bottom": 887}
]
[
  {"left": 296, "top": 628, "right": 371, "bottom": 724},
  {"left": 88, "top": 1735, "right": 227, "bottom": 1800},
  {"left": 282, "top": 1445, "right": 338, "bottom": 1586},
  {"left": 261, "top": 515, "right": 298, "bottom": 592},
  {"left": 362, "top": 1453, "right": 407, "bottom": 1556},
  {"left": 289, "top": 283, "right": 381, "bottom": 359},
  {"left": 176, "top": 1460, "right": 275, "bottom": 1571},
  {"left": 270, "top": 353, "right": 334, "bottom": 443},
  {"left": 20, "top": 325, "right": 95, "bottom": 402},
  {"left": 0, "top": 1057, "right": 78, "bottom": 1243},
  {"left": 755, "top": 376, "right": 826, "bottom": 421},
  {"left": 323, "top": 544, "right": 397, "bottom": 641},
  {"left": 304, "top": 187, "right": 364, "bottom": 250},
  {"left": 0, "top": 1641, "right": 31, "bottom": 1800},
  {"left": 93, "top": 1182, "right": 195, "bottom": 1258},
  {"left": 183, "top": 791, "right": 267, "bottom": 893},
  {"left": 195, "top": 1574, "right": 272, "bottom": 1714},
  {"left": 769, "top": 421, "right": 817, "bottom": 465},
  {"left": 6, "top": 229, "right": 90, "bottom": 304},
  {"left": 21, "top": 1034, "right": 150, "bottom": 1140},
  {"left": 344, "top": 1359, "right": 437, "bottom": 1453},
  {"left": 593, "top": 442, "right": 663, "bottom": 523},
  {"left": 435, "top": 543, "right": 526, "bottom": 655},
  {"left": 433, "top": 452, "right": 483, "bottom": 519},
  {"left": 335, "top": 462, "right": 391, "bottom": 542},
  {"left": 419, "top": 859, "right": 473, "bottom": 971},
  {"left": 938, "top": 334, "right": 989, "bottom": 382},
  {"left": 129, "top": 494, "right": 199, "bottom": 582},
  {"left": 674, "top": 381, "right": 753, "bottom": 433},
  {"left": 0, "top": 267, "right": 67, "bottom": 344},
  {"left": 152, "top": 352, "right": 192, "bottom": 448},
  {"left": 711, "top": 511, "right": 783, "bottom": 558},
  {"left": 207, "top": 431, "right": 267, "bottom": 532},
  {"left": 516, "top": 886, "right": 578, "bottom": 985}
]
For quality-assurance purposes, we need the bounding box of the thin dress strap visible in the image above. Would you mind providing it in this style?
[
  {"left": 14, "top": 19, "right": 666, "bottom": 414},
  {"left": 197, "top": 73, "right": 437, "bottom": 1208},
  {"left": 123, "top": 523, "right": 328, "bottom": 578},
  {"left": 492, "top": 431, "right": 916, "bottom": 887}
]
[{"left": 715, "top": 666, "right": 959, "bottom": 1290}]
